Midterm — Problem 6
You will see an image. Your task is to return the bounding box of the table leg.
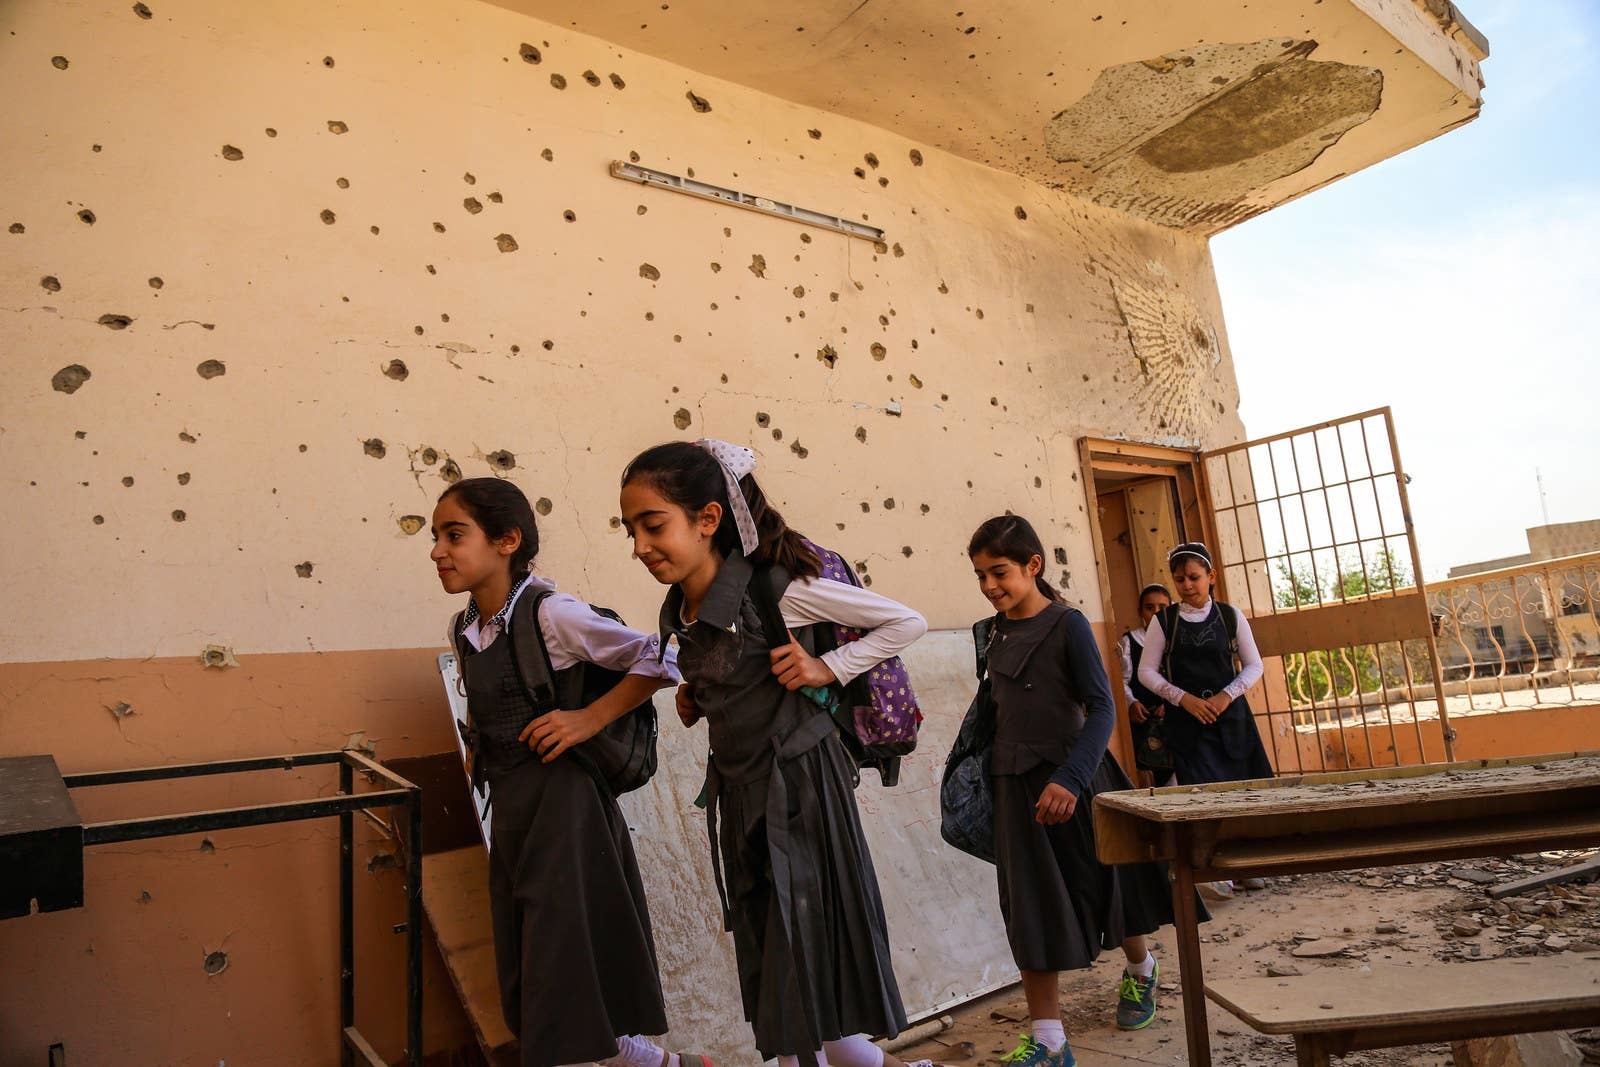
[1169,835,1211,1067]
[1295,1034,1330,1066]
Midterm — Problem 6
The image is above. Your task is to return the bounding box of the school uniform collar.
[657,552,755,653]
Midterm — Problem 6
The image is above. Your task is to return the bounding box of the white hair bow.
[695,438,759,556]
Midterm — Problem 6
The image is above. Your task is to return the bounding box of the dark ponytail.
[967,514,1061,602]
[438,477,539,575]
[621,441,820,579]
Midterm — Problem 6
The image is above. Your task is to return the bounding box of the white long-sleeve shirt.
[462,576,680,681]
[776,577,927,686]
[1136,599,1262,705]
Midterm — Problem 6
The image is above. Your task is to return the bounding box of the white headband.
[695,438,760,557]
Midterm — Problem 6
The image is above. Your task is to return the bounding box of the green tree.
[1273,547,1417,707]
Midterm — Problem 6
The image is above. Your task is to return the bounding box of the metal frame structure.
[62,749,422,1067]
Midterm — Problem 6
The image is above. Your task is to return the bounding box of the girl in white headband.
[619,439,932,1067]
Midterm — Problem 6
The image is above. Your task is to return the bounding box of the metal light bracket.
[610,160,885,242]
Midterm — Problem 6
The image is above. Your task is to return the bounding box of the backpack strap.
[749,563,795,650]
[506,588,561,713]
[1157,603,1180,682]
[971,614,999,682]
[1216,600,1240,657]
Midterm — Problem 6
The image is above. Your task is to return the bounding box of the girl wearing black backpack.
[1117,583,1176,787]
[430,477,708,1067]
[619,439,931,1067]
[966,516,1182,1067]
[1134,541,1274,789]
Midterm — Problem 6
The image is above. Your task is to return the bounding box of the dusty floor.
[892,851,1600,1067]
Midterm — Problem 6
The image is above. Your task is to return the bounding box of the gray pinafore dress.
[1159,603,1275,785]
[988,603,1182,972]
[462,621,669,1067]
[660,554,907,1058]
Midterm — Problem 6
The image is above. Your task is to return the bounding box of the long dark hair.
[438,477,539,575]
[967,514,1061,602]
[621,441,820,579]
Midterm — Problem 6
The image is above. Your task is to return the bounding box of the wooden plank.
[1205,957,1600,1036]
[1488,854,1600,899]
[1249,592,1434,657]
[0,755,84,919]
[1095,752,1600,824]
[421,845,516,1056]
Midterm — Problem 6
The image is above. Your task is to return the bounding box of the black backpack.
[451,590,659,797]
[1154,600,1239,680]
[939,615,1000,863]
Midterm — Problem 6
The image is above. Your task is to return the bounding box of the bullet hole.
[582,69,601,86]
[709,262,722,273]
[878,177,889,187]
[1014,206,1028,220]
[420,447,438,466]
[495,233,518,253]
[1025,303,1034,313]
[854,426,867,443]
[609,72,625,89]
[196,359,226,379]
[610,516,622,529]
[631,152,642,163]
[78,209,96,225]
[362,438,386,459]
[366,852,398,873]
[8,222,24,234]
[199,838,216,852]
[990,397,999,406]
[488,192,502,203]
[320,209,336,224]
[870,342,886,361]
[221,144,243,161]
[463,197,483,215]
[134,2,152,17]
[892,242,904,257]
[748,254,766,278]
[908,374,923,388]
[383,359,408,381]
[459,171,473,184]
[909,149,924,166]
[327,120,348,134]
[549,73,567,89]
[789,440,809,459]
[487,449,516,470]
[413,325,424,335]
[860,501,871,512]
[873,240,888,254]
[771,428,783,441]
[52,55,69,70]
[397,514,425,535]
[519,42,541,63]
[535,497,553,516]
[672,408,692,430]
[93,515,104,525]
[853,168,866,179]
[148,276,164,289]
[369,225,380,235]
[901,546,914,557]
[938,280,948,294]
[41,275,61,292]
[685,90,711,112]
[440,459,462,483]
[639,263,660,281]
[180,431,197,443]
[121,476,134,487]
[294,561,314,578]
[755,411,770,427]
[1052,547,1069,566]
[433,222,446,233]
[542,339,554,350]
[172,509,187,522]
[264,128,277,137]
[884,498,897,510]
[817,344,838,368]
[107,699,136,724]
[975,307,985,319]
[808,128,821,139]
[177,472,191,485]
[920,503,931,514]
[322,55,335,67]
[792,285,805,298]
[862,575,873,587]
[541,148,554,162]
[864,152,879,168]
[201,949,230,976]
[644,312,655,321]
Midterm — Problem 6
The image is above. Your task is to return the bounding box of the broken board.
[438,652,492,847]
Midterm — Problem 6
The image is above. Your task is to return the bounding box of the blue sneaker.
[1115,958,1159,1030]
[1000,1035,1076,1067]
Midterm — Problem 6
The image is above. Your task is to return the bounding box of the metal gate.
[1198,408,1454,773]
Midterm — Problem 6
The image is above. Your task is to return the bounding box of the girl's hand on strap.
[1180,692,1221,724]
[675,683,702,728]
[768,631,838,691]
[1129,700,1149,724]
[1206,691,1232,716]
[1035,783,1078,825]
[520,708,603,762]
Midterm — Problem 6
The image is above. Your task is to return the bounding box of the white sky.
[1212,0,1600,579]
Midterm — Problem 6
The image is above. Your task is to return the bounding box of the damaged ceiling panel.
[492,0,1486,234]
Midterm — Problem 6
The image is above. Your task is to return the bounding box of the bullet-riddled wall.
[0,0,1244,1062]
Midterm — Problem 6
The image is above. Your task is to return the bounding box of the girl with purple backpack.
[619,439,931,1067]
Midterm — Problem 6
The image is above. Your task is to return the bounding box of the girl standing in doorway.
[1118,583,1175,786]
[968,516,1183,1067]
[619,439,931,1067]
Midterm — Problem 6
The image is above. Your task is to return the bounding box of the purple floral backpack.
[751,539,924,786]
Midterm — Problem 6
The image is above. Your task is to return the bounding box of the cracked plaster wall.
[0,0,1247,1062]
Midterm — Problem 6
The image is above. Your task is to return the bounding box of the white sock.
[1030,1018,1066,1051]
[822,1035,884,1067]
[778,1052,828,1067]
[1127,951,1156,978]
[601,1035,672,1067]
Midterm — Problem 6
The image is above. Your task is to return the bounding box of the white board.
[437,652,493,848]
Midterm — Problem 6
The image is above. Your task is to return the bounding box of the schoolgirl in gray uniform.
[619,440,932,1067]
[431,478,708,1067]
[967,516,1185,1067]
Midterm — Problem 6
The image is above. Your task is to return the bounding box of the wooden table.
[1094,751,1600,1066]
